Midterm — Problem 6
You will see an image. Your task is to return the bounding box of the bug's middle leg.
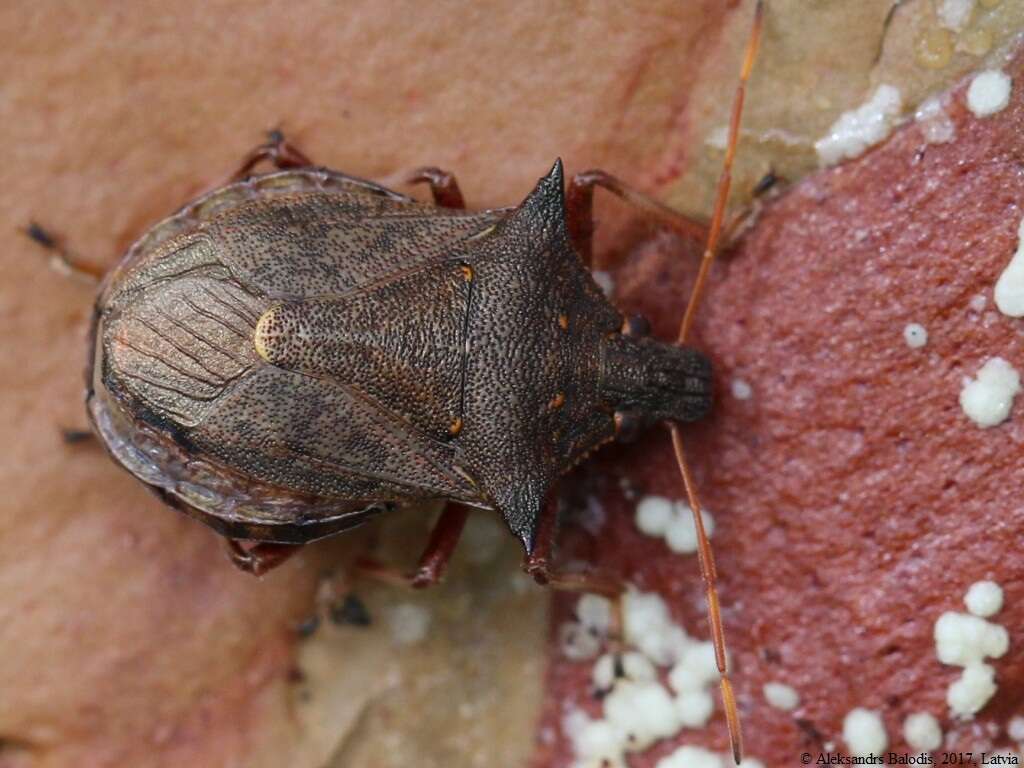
[404,167,465,209]
[225,539,303,576]
[229,130,316,182]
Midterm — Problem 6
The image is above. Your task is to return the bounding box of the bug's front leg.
[523,495,624,600]
[565,170,711,267]
[224,539,303,576]
[229,129,316,182]
[404,167,465,209]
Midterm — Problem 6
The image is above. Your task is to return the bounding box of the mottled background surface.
[1,1,1023,767]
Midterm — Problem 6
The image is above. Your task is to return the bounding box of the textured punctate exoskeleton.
[88,159,711,554]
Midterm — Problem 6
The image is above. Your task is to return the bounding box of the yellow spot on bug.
[461,265,474,282]
[549,392,565,410]
[253,307,279,363]
[448,417,463,436]
[466,224,496,241]
[558,314,569,330]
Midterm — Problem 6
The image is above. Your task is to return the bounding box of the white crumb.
[731,378,753,400]
[1007,715,1024,742]
[622,589,685,666]
[967,70,1012,117]
[843,708,888,757]
[656,746,724,768]
[915,96,956,144]
[969,293,987,312]
[577,593,614,635]
[634,495,715,557]
[959,357,1021,427]
[995,217,1024,317]
[815,84,903,165]
[948,662,997,718]
[592,654,617,691]
[592,270,615,297]
[664,505,715,555]
[635,495,676,537]
[621,651,658,683]
[387,602,431,646]
[903,712,943,752]
[964,580,1004,618]
[903,323,928,348]
[706,125,729,151]
[738,759,766,768]
[564,709,625,767]
[604,680,681,751]
[938,0,976,30]
[763,681,801,711]
[675,689,715,727]
[593,651,657,691]
[668,641,720,693]
[934,611,1009,666]
[560,621,602,660]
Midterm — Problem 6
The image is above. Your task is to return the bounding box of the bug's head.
[601,332,713,433]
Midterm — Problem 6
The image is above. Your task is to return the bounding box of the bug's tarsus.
[405,167,466,209]
[667,3,764,764]
[225,539,303,576]
[23,221,104,283]
[60,427,95,445]
[752,167,778,197]
[230,130,315,182]
[355,502,471,588]
[565,170,710,266]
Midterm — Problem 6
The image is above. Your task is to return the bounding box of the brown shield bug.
[29,3,763,761]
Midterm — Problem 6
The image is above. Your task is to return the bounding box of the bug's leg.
[225,539,303,576]
[23,222,104,283]
[355,502,471,588]
[404,167,466,209]
[522,496,624,600]
[565,171,710,266]
[229,130,316,182]
[60,428,95,445]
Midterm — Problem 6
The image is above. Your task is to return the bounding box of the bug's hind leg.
[404,167,466,209]
[24,222,104,283]
[355,502,471,588]
[565,171,710,267]
[225,539,303,576]
[229,129,316,182]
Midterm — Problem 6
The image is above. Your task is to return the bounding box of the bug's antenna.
[678,0,764,345]
[669,2,764,764]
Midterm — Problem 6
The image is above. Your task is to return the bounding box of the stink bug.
[30,3,763,761]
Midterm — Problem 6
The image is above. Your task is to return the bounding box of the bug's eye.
[621,314,650,338]
[613,411,642,442]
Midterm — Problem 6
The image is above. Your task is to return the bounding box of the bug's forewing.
[97,185,511,523]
